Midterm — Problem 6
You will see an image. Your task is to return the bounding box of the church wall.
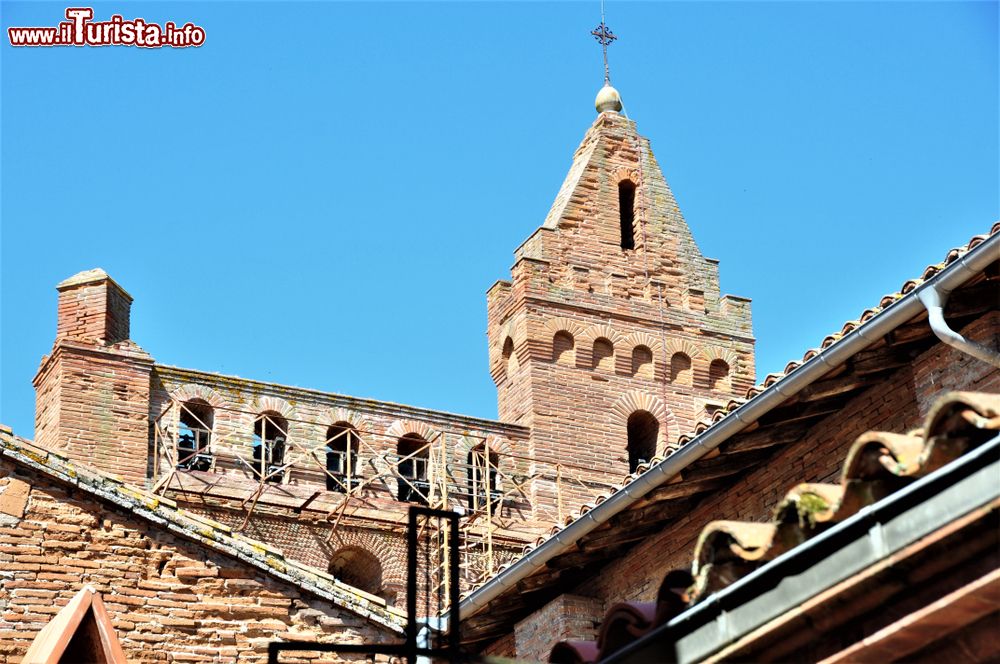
[149,365,538,609]
[480,312,998,660]
[0,455,398,662]
[513,593,603,664]
[150,365,533,518]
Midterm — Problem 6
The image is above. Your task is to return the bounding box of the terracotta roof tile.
[492,223,1000,588]
[548,390,1000,663]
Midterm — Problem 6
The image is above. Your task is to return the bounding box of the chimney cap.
[56,268,133,301]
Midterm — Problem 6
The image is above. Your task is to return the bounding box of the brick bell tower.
[486,83,755,511]
[33,269,153,484]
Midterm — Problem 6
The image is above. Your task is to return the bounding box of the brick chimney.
[34,269,153,485]
[55,268,132,345]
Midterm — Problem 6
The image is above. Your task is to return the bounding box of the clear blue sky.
[2,2,997,439]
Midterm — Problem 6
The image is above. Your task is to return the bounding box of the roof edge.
[452,226,1000,626]
[0,428,407,634]
[605,432,1000,663]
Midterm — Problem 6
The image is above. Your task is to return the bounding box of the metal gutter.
[604,432,1000,664]
[450,231,999,626]
[918,284,1000,368]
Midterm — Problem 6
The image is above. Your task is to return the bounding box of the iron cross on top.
[591,21,617,84]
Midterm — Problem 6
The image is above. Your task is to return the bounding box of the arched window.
[627,411,659,473]
[709,359,731,392]
[325,423,360,493]
[619,180,636,250]
[252,412,287,483]
[552,331,575,366]
[502,336,516,376]
[397,433,429,504]
[467,445,501,511]
[593,338,615,372]
[178,399,213,471]
[631,345,653,379]
[328,547,382,596]
[670,352,692,386]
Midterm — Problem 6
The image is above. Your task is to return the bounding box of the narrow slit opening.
[619,180,636,250]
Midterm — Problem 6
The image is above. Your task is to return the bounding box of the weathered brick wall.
[0,456,397,662]
[514,594,603,664]
[34,269,154,485]
[148,367,533,608]
[487,111,755,513]
[150,366,531,515]
[34,344,152,485]
[198,509,410,605]
[33,267,538,614]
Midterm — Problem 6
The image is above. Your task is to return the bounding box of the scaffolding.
[152,397,620,607]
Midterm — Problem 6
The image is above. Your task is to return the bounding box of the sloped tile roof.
[0,426,407,634]
[481,221,1000,581]
[549,390,1000,663]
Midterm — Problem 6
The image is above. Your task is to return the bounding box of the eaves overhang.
[452,224,1000,640]
[604,432,1000,663]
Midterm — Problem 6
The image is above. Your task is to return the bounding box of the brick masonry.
[34,270,153,485]
[482,311,999,659]
[0,451,399,662]
[514,593,604,664]
[487,111,755,512]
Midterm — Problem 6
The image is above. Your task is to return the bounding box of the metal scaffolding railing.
[151,397,622,604]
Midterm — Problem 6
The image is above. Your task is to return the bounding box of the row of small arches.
[500,332,733,392]
[175,403,499,507]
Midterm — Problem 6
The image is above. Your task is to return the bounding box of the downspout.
[446,231,1000,627]
[918,284,1000,368]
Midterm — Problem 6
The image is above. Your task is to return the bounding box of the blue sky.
[2,1,997,438]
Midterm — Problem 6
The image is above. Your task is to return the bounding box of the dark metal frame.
[268,506,462,663]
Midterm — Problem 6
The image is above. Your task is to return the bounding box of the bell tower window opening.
[397,433,429,505]
[252,412,288,484]
[626,410,658,473]
[467,445,501,511]
[177,399,213,471]
[326,423,360,493]
[619,180,636,250]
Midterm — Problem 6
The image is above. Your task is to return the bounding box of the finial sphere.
[595,84,623,114]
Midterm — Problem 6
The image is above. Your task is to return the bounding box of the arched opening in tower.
[252,412,288,483]
[325,422,360,492]
[397,433,429,504]
[626,410,658,473]
[178,399,213,471]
